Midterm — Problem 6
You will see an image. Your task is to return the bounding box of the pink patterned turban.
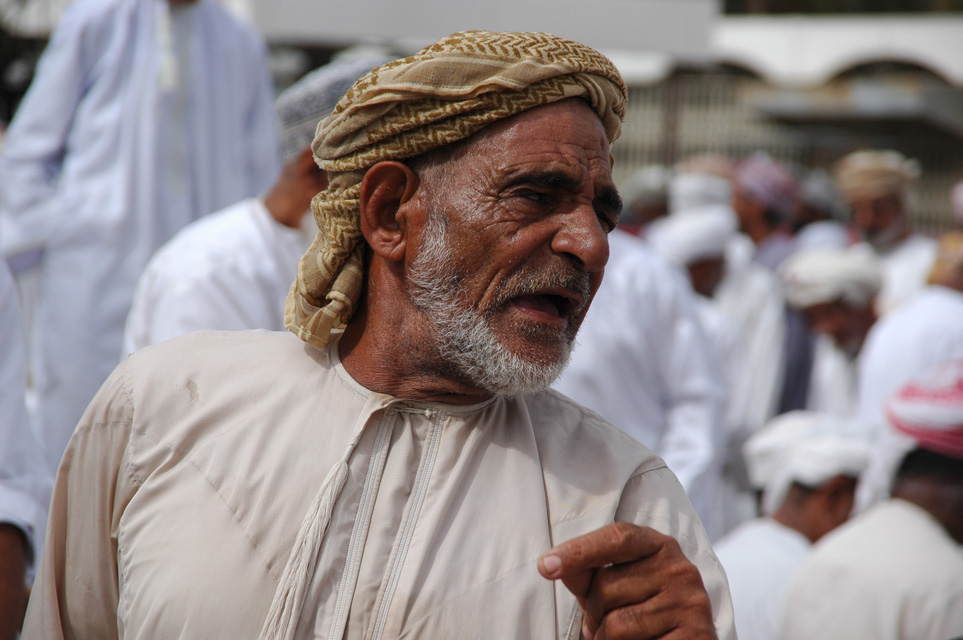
[886,359,963,460]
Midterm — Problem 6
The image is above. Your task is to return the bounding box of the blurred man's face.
[687,256,726,298]
[802,301,867,357]
[850,193,906,251]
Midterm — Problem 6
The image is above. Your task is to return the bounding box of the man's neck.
[339,304,495,406]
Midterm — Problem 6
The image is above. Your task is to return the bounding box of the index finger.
[538,523,670,598]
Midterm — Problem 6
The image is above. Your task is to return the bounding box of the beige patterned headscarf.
[284,30,627,349]
[833,149,920,203]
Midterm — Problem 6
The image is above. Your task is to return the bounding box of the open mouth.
[511,290,582,322]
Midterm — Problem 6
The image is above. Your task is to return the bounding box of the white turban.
[779,244,882,309]
[669,173,733,213]
[646,205,737,266]
[620,165,671,209]
[275,56,393,163]
[743,411,872,515]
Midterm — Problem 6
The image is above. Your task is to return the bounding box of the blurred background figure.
[660,154,787,436]
[780,245,882,417]
[833,150,937,314]
[714,411,870,640]
[781,360,963,640]
[648,203,759,533]
[123,53,392,353]
[731,152,800,271]
[0,0,280,475]
[952,180,963,230]
[616,164,672,237]
[0,256,52,640]
[856,231,963,510]
[792,168,853,251]
[553,228,729,541]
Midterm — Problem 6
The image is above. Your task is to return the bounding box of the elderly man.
[781,360,963,640]
[714,411,870,640]
[0,0,280,477]
[833,150,936,314]
[123,55,390,353]
[779,245,882,417]
[24,32,734,640]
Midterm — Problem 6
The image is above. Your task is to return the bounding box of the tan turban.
[284,30,628,349]
[927,232,963,287]
[833,149,920,203]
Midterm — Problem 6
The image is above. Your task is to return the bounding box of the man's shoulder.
[143,200,265,280]
[524,388,667,477]
[125,330,321,385]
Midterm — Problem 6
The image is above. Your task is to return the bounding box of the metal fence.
[614,67,963,233]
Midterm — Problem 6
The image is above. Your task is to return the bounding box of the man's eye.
[598,212,618,233]
[518,190,548,203]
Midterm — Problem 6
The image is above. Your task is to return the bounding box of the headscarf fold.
[285,30,627,349]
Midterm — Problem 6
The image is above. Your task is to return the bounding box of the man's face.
[850,193,906,251]
[687,256,726,298]
[405,100,618,395]
[802,301,863,356]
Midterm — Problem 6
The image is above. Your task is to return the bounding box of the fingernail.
[582,622,594,640]
[541,553,561,574]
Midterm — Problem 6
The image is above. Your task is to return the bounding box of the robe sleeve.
[648,267,728,540]
[21,363,137,640]
[242,36,282,196]
[0,262,51,563]
[0,3,109,254]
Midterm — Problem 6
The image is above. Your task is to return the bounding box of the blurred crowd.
[1,1,962,639]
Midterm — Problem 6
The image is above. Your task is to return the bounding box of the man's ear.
[359,161,420,263]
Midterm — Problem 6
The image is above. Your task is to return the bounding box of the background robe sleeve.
[0,3,111,254]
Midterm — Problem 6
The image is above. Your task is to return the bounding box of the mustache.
[494,262,593,316]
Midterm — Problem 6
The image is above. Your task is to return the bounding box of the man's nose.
[551,205,610,273]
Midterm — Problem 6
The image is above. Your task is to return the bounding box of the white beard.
[406,214,586,397]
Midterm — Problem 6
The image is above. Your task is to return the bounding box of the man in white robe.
[24,32,735,640]
[123,55,390,354]
[779,245,882,417]
[646,204,763,535]
[0,258,52,640]
[656,162,787,447]
[833,149,936,314]
[0,0,280,474]
[553,228,729,540]
[781,361,963,640]
[856,232,963,510]
[714,411,870,640]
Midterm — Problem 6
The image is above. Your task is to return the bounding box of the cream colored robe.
[24,330,734,640]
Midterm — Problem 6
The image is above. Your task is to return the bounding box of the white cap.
[779,244,882,309]
[743,411,872,515]
[646,205,738,266]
